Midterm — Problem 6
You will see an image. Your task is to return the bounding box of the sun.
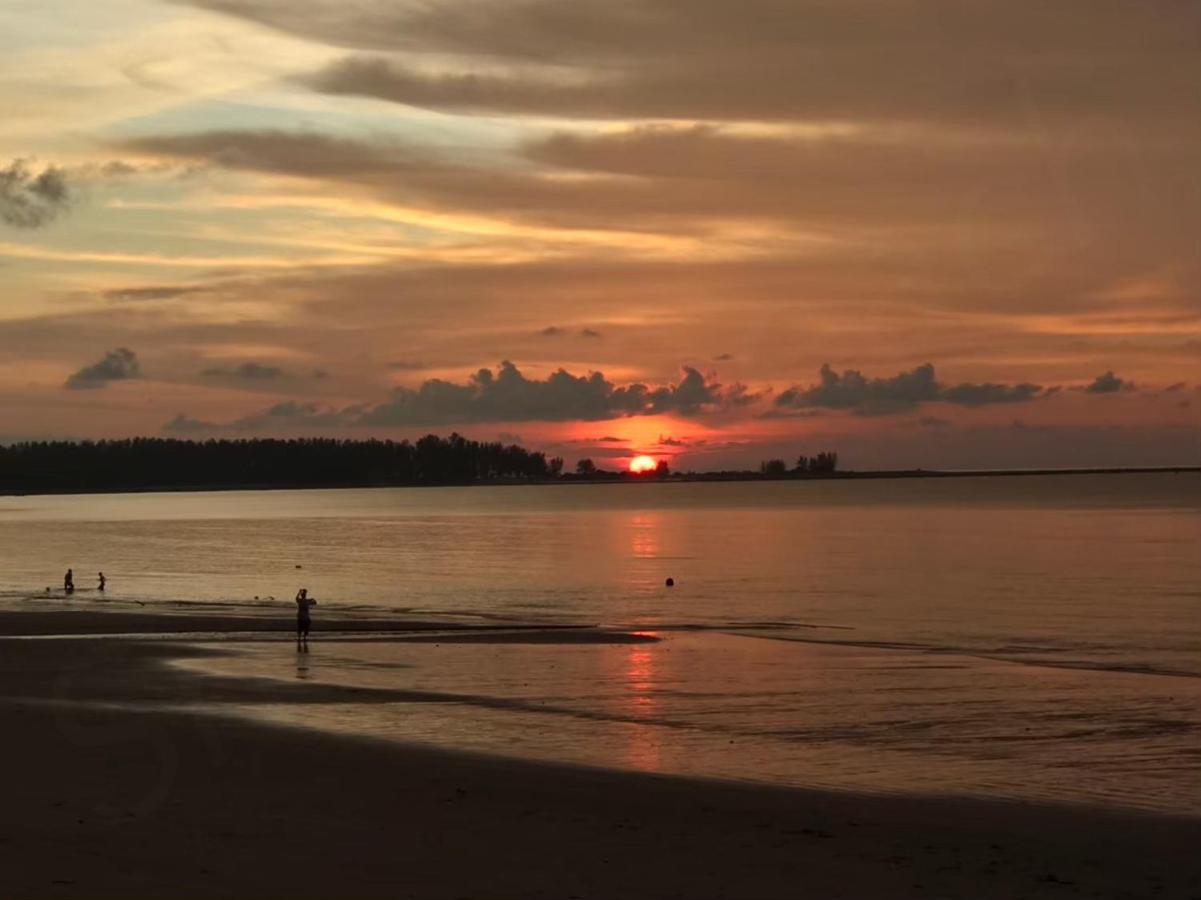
[629,455,657,473]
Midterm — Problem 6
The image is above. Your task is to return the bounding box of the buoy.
[665,577,675,587]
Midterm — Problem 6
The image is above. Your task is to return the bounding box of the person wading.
[295,588,317,651]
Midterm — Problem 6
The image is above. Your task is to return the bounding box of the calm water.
[3,473,1199,813]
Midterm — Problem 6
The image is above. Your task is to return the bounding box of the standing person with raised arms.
[295,588,317,651]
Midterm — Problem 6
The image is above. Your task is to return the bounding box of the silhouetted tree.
[576,458,597,476]
[548,456,564,477]
[795,451,838,474]
[759,458,787,477]
[813,450,838,473]
[654,459,671,478]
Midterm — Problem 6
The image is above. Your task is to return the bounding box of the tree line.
[758,451,839,477]
[0,435,563,493]
[0,436,843,493]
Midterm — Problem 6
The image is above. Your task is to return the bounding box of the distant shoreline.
[1,465,1196,497]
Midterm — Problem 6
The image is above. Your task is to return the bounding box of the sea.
[2,472,1198,815]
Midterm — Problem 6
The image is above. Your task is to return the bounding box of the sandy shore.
[1,612,1197,899]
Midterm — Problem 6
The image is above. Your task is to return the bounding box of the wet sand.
[1,612,1198,899]
[0,608,644,639]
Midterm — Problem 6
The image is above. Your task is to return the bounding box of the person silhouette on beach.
[98,572,106,592]
[63,568,74,594]
[295,588,317,651]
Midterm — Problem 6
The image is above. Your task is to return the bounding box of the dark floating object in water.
[295,564,302,568]
[665,577,675,587]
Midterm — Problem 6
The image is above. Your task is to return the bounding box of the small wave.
[733,632,1201,680]
[982,655,1201,680]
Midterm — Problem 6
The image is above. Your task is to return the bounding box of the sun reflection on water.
[619,637,661,771]
[628,513,663,560]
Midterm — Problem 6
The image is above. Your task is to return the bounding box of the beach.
[2,476,1198,897]
[2,611,1198,899]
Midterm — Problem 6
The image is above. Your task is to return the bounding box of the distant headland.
[0,436,1196,495]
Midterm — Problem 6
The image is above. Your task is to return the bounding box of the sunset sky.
[2,0,1197,470]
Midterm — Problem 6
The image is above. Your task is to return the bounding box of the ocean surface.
[3,473,1199,814]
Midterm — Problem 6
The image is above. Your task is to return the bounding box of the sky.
[1,0,1197,471]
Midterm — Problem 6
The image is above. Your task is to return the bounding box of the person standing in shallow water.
[63,569,74,594]
[295,588,317,651]
[97,572,106,592]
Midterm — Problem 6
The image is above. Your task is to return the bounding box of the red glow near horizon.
[628,455,657,473]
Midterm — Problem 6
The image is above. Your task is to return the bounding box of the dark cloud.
[231,401,361,430]
[201,361,284,380]
[918,416,951,428]
[940,381,1044,407]
[121,125,1200,244]
[569,445,633,460]
[163,413,217,434]
[91,158,199,178]
[777,363,941,415]
[713,353,734,361]
[123,130,424,185]
[166,362,755,432]
[189,1,1198,130]
[103,285,208,302]
[776,363,1046,415]
[360,361,753,425]
[1084,371,1135,394]
[529,124,1151,187]
[539,325,601,338]
[0,159,72,229]
[305,59,620,119]
[657,435,687,446]
[553,435,628,447]
[166,403,361,433]
[64,348,141,390]
[99,160,140,177]
[757,408,825,420]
